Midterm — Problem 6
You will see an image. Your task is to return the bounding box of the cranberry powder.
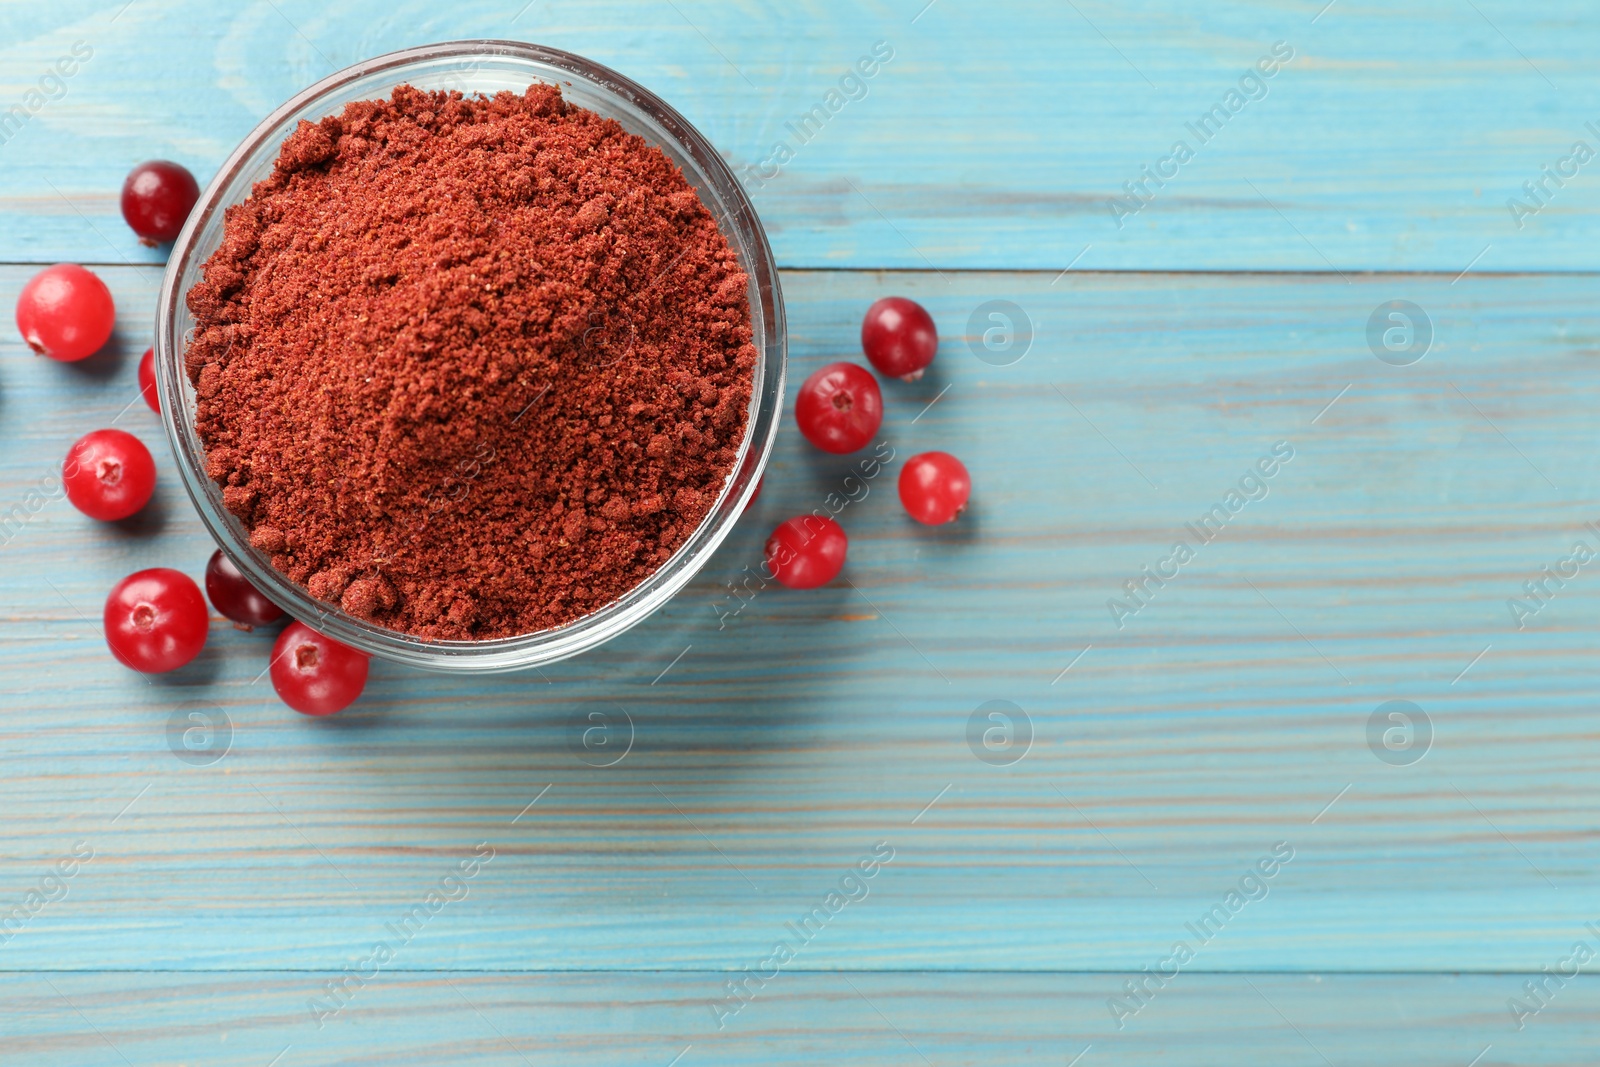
[186,85,755,639]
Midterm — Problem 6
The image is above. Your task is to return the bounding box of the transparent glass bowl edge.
[154,40,785,674]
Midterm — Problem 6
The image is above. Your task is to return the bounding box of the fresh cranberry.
[63,429,156,521]
[103,568,208,673]
[205,549,284,630]
[120,161,200,244]
[861,296,938,381]
[15,264,115,362]
[138,347,160,413]
[765,515,848,589]
[899,451,971,525]
[743,475,764,513]
[271,622,369,716]
[795,362,883,454]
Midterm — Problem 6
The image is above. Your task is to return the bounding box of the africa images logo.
[739,41,895,189]
[1106,41,1295,229]
[707,842,895,1029]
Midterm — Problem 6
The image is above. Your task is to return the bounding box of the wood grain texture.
[3,0,1598,1058]
[2,972,1596,1065]
[4,266,1599,979]
[1,1,1599,270]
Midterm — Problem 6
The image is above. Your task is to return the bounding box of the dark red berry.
[765,515,847,589]
[15,264,115,362]
[744,475,764,513]
[104,568,208,673]
[795,362,883,454]
[138,347,160,413]
[899,451,970,525]
[120,161,200,244]
[63,428,156,521]
[862,296,938,381]
[205,549,284,630]
[271,622,369,716]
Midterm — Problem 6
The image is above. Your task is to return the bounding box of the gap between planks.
[1,967,1591,975]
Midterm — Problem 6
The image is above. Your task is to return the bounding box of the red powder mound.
[185,84,754,640]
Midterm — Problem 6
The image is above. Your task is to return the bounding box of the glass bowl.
[155,40,785,674]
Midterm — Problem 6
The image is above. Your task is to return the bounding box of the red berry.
[271,622,369,716]
[899,451,971,525]
[103,568,208,673]
[138,347,160,413]
[765,515,847,589]
[15,264,115,362]
[743,475,764,513]
[795,362,883,454]
[205,549,284,630]
[120,161,200,244]
[862,296,938,381]
[63,429,156,521]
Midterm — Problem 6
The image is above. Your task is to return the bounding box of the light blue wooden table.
[3,1,1599,1063]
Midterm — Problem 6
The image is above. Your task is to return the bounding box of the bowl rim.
[155,39,785,673]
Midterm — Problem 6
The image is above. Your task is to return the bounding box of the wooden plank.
[2,972,1595,1065]
[1,1,1599,270]
[3,265,1599,973]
